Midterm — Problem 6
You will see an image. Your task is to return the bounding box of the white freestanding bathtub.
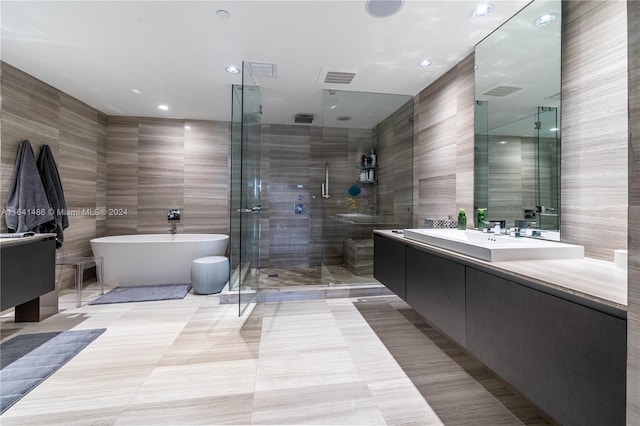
[90,234,229,286]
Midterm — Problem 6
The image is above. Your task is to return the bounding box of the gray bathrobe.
[5,140,54,233]
[36,144,69,247]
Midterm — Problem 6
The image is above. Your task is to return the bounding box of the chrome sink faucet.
[483,221,500,234]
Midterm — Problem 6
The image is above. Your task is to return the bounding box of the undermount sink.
[402,229,584,262]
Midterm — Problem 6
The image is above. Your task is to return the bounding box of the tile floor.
[0,282,553,425]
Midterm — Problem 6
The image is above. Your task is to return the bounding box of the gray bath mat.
[89,283,191,305]
[0,328,106,414]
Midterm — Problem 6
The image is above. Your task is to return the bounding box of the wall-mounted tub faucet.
[168,208,181,221]
[168,208,181,234]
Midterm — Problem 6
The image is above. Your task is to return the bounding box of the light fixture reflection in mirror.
[473,0,561,239]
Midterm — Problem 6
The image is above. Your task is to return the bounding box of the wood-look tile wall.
[562,0,628,260]
[0,62,107,289]
[413,53,475,227]
[105,117,230,236]
[104,116,139,235]
[96,114,107,237]
[377,99,414,229]
[259,124,317,268]
[627,0,640,422]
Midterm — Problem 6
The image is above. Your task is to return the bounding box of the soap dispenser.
[457,209,466,230]
[477,208,486,229]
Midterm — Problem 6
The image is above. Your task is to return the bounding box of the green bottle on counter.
[477,208,486,229]
[457,209,466,230]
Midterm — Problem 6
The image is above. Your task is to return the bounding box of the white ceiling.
[1,0,531,127]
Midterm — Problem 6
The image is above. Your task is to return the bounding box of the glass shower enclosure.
[317,90,413,285]
[229,62,262,315]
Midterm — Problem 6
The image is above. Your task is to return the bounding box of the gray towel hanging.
[5,140,53,233]
[36,144,68,247]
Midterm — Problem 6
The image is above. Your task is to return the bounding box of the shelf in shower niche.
[358,165,376,184]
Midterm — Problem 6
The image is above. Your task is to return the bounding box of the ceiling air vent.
[324,71,356,84]
[316,67,357,85]
[294,114,314,124]
[482,85,522,97]
[248,62,277,78]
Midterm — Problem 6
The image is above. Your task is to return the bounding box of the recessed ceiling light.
[216,9,230,19]
[185,125,191,130]
[226,66,240,74]
[329,105,337,109]
[471,4,493,18]
[533,13,558,27]
[499,141,507,144]
[131,89,141,94]
[158,104,169,111]
[550,127,559,131]
[366,0,404,18]
[419,59,432,68]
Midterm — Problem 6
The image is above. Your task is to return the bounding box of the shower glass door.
[229,62,262,315]
[536,106,560,230]
[319,90,413,287]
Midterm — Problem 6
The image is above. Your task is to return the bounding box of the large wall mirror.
[474,0,561,240]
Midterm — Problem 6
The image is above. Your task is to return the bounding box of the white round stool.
[191,256,229,295]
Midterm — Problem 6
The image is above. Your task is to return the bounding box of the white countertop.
[0,233,57,247]
[375,230,627,311]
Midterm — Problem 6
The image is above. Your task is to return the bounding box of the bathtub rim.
[90,233,229,244]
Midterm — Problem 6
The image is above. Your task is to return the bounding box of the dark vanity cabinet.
[406,246,466,346]
[1,235,56,321]
[466,268,626,426]
[373,233,626,426]
[373,234,406,300]
[375,235,466,346]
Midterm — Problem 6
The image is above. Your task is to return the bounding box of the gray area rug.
[0,328,106,414]
[89,283,191,305]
